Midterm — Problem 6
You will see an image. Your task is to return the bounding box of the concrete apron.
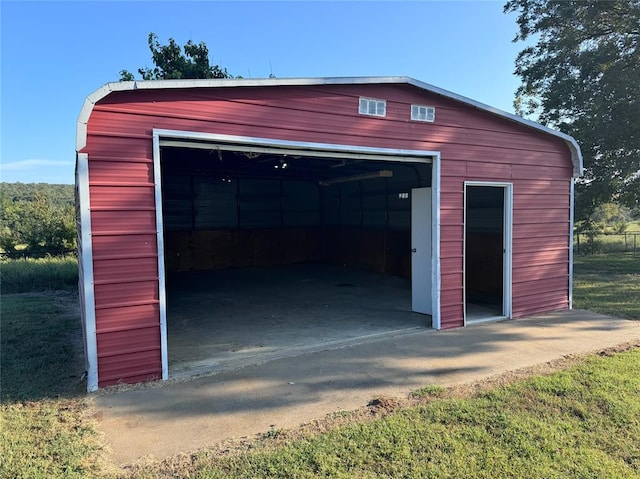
[93,310,639,465]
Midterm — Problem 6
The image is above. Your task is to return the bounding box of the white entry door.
[411,187,432,315]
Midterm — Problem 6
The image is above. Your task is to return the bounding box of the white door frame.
[152,129,443,378]
[463,181,513,325]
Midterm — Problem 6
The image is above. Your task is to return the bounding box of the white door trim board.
[152,129,443,378]
[463,181,513,325]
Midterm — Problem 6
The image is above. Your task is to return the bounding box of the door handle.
[411,248,417,253]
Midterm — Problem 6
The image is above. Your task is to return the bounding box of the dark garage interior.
[465,185,505,320]
[160,143,433,375]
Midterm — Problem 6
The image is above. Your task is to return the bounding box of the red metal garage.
[76,77,582,392]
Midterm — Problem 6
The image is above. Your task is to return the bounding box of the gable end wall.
[82,83,573,386]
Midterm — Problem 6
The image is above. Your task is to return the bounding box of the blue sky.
[1,1,525,185]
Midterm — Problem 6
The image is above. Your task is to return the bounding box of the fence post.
[576,233,580,255]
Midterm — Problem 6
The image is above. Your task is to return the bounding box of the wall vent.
[359,97,386,117]
[411,105,435,122]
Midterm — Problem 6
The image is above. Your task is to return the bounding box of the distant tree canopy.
[590,202,633,234]
[504,0,640,220]
[0,183,73,206]
[0,183,76,254]
[120,33,233,81]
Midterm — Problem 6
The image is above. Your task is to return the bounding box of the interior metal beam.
[159,139,434,164]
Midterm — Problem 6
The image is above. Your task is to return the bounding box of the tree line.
[0,183,76,255]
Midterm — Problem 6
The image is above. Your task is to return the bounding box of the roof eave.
[76,81,137,152]
[405,78,583,177]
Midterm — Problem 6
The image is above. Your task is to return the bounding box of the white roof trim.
[76,76,583,177]
[76,81,137,152]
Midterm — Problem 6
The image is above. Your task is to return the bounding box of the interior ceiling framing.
[160,144,431,185]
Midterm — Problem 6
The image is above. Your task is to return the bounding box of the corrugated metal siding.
[84,132,161,387]
[510,173,571,318]
[83,82,574,385]
[433,111,572,327]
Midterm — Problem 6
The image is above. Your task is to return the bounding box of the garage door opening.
[464,183,512,323]
[157,137,436,377]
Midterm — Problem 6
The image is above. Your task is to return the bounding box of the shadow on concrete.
[94,308,639,464]
[98,327,529,419]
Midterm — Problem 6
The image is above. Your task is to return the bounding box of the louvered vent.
[411,105,435,122]
[359,97,386,117]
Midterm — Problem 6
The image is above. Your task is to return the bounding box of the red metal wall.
[82,83,573,386]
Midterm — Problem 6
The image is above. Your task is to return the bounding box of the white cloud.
[1,159,74,171]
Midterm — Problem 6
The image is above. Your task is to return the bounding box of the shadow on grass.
[0,291,86,402]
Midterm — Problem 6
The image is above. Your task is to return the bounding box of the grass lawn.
[0,253,638,478]
[0,292,105,479]
[573,253,640,319]
[0,256,78,294]
[626,220,640,232]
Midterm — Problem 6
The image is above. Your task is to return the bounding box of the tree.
[0,197,21,252]
[120,33,232,81]
[0,186,76,254]
[18,195,76,253]
[589,202,632,233]
[504,0,640,220]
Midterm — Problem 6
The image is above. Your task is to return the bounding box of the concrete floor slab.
[94,309,639,465]
[167,264,429,376]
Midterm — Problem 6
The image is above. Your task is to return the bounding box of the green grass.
[573,253,640,319]
[573,220,640,255]
[1,256,78,294]
[626,220,640,232]
[574,231,640,255]
[1,398,104,479]
[411,384,447,398]
[0,293,85,401]
[0,293,104,479]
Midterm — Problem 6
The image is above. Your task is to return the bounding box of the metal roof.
[76,76,583,177]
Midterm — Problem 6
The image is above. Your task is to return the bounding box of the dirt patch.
[367,396,401,415]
